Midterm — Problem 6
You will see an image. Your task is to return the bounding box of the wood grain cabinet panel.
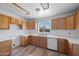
[0,14,10,29]
[31,36,47,48]
[20,36,30,46]
[10,18,17,24]
[52,18,66,30]
[31,21,36,29]
[66,15,75,29]
[0,40,12,56]
[26,20,36,30]
[22,21,27,29]
[75,11,79,30]
[26,22,31,29]
[31,36,37,46]
[57,38,67,53]
[51,19,59,29]
[31,36,40,46]
[72,44,79,56]
[66,41,79,56]
[58,18,66,29]
[40,37,47,48]
[66,41,73,55]
[17,20,23,25]
[34,36,40,47]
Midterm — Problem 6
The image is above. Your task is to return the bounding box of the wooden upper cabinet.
[26,22,31,29]
[26,20,36,30]
[22,21,27,29]
[10,18,17,24]
[52,18,66,30]
[66,15,75,29]
[51,19,59,29]
[0,14,10,29]
[31,21,36,29]
[58,18,66,29]
[75,11,79,30]
[17,19,23,25]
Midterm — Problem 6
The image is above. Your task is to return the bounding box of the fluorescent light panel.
[12,3,30,15]
[40,3,49,10]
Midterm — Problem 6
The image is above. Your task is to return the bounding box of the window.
[38,20,51,32]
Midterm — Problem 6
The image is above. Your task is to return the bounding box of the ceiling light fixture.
[35,8,40,12]
[40,3,49,10]
[12,3,30,15]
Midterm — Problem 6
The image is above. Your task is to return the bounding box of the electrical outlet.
[68,32,71,35]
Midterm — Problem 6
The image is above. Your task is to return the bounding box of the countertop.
[0,34,79,44]
[28,34,79,44]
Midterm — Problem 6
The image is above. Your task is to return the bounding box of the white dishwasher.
[47,37,57,50]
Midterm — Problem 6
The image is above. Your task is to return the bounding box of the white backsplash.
[26,30,78,38]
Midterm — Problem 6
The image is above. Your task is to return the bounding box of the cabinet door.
[20,36,29,46]
[52,18,66,30]
[26,22,31,29]
[35,36,40,47]
[31,36,40,47]
[10,18,17,24]
[51,19,59,29]
[40,37,47,48]
[23,21,27,29]
[17,20,23,25]
[66,41,73,55]
[0,14,9,29]
[31,21,36,29]
[31,36,37,45]
[72,44,79,56]
[66,15,75,29]
[0,40,12,56]
[58,18,66,29]
[75,11,79,30]
[26,21,36,30]
[20,36,26,46]
[57,39,67,53]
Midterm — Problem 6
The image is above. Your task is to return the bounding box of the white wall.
[0,24,27,48]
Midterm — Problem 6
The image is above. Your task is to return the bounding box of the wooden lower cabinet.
[66,41,79,56]
[57,38,67,54]
[66,41,73,55]
[31,36,47,48]
[20,36,30,46]
[40,37,47,48]
[72,44,79,56]
[31,36,37,45]
[20,36,79,56]
[0,40,12,56]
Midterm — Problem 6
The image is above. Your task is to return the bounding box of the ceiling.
[0,3,79,20]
